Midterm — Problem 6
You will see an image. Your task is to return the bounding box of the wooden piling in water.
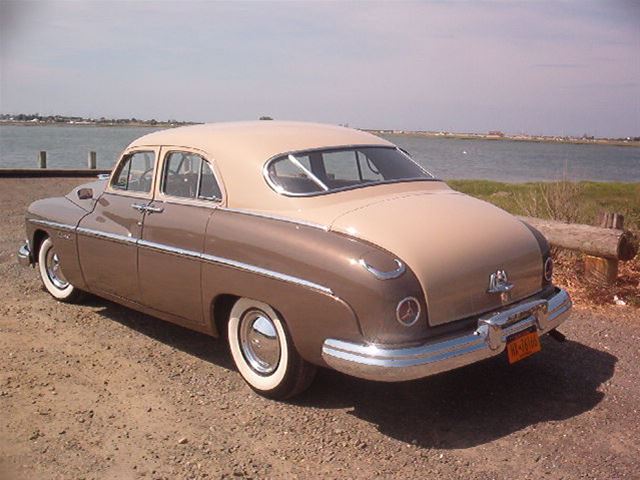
[38,151,47,169]
[88,151,97,169]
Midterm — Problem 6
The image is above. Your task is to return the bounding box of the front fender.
[26,197,89,290]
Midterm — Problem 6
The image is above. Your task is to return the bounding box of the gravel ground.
[1,177,639,480]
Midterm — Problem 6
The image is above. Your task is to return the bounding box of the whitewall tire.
[228,298,316,399]
[37,236,81,302]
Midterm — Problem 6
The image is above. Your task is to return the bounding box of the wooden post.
[599,211,624,230]
[38,151,47,169]
[88,151,97,169]
[585,212,624,284]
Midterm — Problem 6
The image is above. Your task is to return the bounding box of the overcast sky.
[1,1,638,137]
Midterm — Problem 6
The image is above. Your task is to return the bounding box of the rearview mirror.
[77,188,94,200]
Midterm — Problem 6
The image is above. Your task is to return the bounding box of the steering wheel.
[138,167,155,190]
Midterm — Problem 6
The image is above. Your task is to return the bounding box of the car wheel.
[228,298,316,399]
[37,236,81,302]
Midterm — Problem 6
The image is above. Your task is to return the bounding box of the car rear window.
[265,146,434,196]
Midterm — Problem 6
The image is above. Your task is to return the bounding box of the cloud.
[1,1,639,136]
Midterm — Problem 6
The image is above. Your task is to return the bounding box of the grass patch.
[448,180,640,231]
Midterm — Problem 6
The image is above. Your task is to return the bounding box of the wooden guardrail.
[0,150,111,177]
[518,213,638,284]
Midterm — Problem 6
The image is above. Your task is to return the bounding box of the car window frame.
[263,144,438,197]
[155,146,226,207]
[106,147,160,200]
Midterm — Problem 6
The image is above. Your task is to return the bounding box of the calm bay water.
[1,125,638,182]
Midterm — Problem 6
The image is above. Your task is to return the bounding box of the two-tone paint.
[19,121,571,378]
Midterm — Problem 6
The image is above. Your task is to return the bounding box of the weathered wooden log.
[38,151,47,168]
[517,216,638,261]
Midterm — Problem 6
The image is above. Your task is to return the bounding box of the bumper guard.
[17,241,34,267]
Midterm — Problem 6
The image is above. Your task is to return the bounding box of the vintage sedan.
[17,122,571,399]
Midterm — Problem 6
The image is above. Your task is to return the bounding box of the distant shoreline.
[0,121,190,129]
[2,121,638,148]
[369,130,640,148]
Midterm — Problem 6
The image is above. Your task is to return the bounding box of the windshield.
[265,146,435,195]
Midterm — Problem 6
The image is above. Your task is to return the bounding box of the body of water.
[1,125,639,182]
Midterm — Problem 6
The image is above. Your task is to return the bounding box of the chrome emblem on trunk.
[487,270,514,294]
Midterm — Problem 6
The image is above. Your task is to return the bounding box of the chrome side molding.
[29,218,76,232]
[28,218,334,297]
[359,257,406,280]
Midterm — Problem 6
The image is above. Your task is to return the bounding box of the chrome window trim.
[287,154,329,191]
[396,147,436,178]
[156,148,225,206]
[105,148,160,200]
[218,207,329,231]
[263,145,439,198]
[109,149,157,194]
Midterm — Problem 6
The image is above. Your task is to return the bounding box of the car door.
[77,148,159,303]
[137,148,224,325]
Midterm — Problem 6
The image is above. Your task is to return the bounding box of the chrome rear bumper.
[17,241,34,267]
[322,287,571,382]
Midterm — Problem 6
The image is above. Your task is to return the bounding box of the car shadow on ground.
[87,297,236,371]
[298,337,617,449]
[89,297,616,449]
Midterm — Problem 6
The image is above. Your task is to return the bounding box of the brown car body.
[18,122,571,395]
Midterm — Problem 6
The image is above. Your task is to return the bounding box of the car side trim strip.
[29,218,76,232]
[76,227,137,244]
[138,239,201,260]
[139,240,334,295]
[29,219,334,296]
[200,252,334,295]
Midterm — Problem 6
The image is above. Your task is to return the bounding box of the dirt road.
[1,177,638,479]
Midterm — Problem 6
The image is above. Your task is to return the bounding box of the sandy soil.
[1,177,638,480]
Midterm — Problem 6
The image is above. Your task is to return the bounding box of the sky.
[1,1,639,137]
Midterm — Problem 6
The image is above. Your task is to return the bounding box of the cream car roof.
[128,121,447,224]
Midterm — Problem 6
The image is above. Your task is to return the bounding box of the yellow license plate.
[507,330,541,364]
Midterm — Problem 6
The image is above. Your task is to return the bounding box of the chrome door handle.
[131,203,147,212]
[145,205,164,214]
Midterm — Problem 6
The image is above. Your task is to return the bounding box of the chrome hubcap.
[45,248,69,290]
[239,310,281,375]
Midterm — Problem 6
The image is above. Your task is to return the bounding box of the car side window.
[112,151,156,193]
[162,151,221,201]
[199,161,222,200]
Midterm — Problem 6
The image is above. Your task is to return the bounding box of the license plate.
[506,330,541,364]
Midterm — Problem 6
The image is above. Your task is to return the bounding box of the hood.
[330,190,544,326]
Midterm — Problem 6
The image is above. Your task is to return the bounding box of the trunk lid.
[330,190,543,326]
